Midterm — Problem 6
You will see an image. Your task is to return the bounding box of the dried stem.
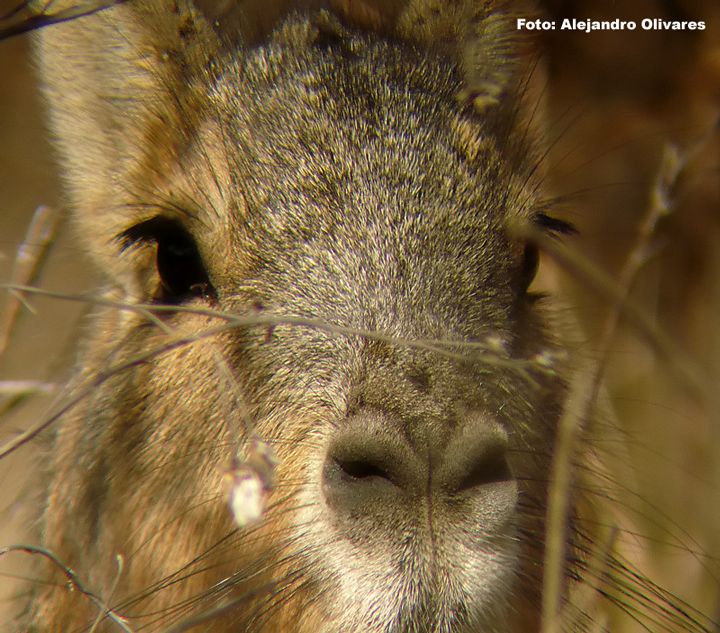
[0,205,59,358]
[0,284,535,363]
[514,221,708,403]
[540,142,693,633]
[0,0,125,40]
[0,321,234,459]
[89,555,126,633]
[0,544,132,632]
[0,380,57,396]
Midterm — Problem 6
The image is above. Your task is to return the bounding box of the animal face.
[17,2,572,630]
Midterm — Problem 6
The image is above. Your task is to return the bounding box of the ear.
[326,0,543,154]
[397,0,529,110]
[396,0,545,170]
[34,0,222,285]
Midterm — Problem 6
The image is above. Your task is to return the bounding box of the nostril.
[323,419,414,513]
[323,449,406,515]
[441,422,514,495]
[455,450,512,492]
[333,457,395,485]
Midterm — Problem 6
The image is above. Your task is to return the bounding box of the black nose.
[322,409,515,521]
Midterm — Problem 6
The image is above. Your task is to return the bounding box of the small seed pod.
[223,437,278,527]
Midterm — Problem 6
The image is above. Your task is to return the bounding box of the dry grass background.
[0,30,98,625]
[539,0,720,627]
[0,0,719,630]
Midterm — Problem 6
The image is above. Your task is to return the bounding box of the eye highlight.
[118,216,216,304]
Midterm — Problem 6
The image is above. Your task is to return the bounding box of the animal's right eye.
[520,243,540,293]
[118,216,216,304]
[519,213,577,297]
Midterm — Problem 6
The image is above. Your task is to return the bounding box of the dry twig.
[0,545,132,632]
[0,205,59,358]
[540,142,697,633]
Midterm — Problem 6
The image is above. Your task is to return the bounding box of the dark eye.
[520,243,540,292]
[118,216,215,304]
[520,213,577,295]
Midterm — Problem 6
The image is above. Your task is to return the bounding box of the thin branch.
[0,206,59,358]
[0,544,133,632]
[0,0,126,40]
[0,321,233,459]
[539,142,695,633]
[0,283,551,376]
[512,218,708,403]
[0,380,57,396]
[90,555,126,633]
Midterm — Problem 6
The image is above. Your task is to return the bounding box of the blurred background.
[0,22,99,625]
[1,0,719,629]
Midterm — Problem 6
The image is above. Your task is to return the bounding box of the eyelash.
[534,213,577,237]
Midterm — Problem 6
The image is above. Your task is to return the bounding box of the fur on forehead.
[197,0,529,108]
